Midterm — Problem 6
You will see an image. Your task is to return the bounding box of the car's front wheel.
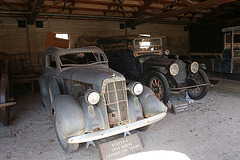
[188,69,209,100]
[147,71,170,104]
[54,114,79,153]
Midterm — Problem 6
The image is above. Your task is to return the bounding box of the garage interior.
[0,0,240,159]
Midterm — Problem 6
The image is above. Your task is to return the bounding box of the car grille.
[103,80,129,127]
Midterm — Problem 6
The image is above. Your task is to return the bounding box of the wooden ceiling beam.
[28,0,45,24]
[181,0,194,6]
[133,0,154,17]
[47,5,135,14]
[42,0,63,12]
[129,0,237,27]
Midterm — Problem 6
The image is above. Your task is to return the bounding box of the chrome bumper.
[66,109,167,144]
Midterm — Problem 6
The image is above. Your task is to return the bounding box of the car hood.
[139,55,176,67]
[58,64,125,91]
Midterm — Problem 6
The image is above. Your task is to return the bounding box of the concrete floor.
[0,78,240,160]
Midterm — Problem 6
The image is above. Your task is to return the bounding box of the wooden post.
[27,25,38,67]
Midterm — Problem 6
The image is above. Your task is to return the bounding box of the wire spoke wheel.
[188,69,209,100]
[149,77,164,100]
[147,71,170,104]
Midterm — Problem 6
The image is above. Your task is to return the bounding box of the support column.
[27,25,38,67]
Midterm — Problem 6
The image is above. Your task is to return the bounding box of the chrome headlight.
[85,90,100,105]
[191,62,199,73]
[128,82,143,95]
[170,63,179,76]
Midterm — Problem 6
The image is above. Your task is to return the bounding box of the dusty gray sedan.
[38,46,167,153]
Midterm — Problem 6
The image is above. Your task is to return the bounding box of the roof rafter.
[42,0,63,12]
[133,0,154,17]
[28,0,45,24]
[129,0,237,27]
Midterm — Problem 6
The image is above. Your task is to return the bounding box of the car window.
[60,52,107,66]
[47,55,57,69]
[133,38,162,56]
[134,39,162,52]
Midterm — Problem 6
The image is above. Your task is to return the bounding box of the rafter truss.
[0,0,238,25]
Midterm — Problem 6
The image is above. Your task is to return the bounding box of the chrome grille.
[104,80,128,127]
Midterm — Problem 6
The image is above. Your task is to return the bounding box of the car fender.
[52,95,86,138]
[38,75,49,98]
[137,86,167,117]
[144,66,168,75]
[38,75,51,107]
[49,77,61,99]
[199,63,206,70]
[127,92,144,123]
[78,96,106,133]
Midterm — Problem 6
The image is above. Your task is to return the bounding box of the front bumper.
[66,108,167,144]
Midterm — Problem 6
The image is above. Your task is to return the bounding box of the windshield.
[134,38,162,55]
[60,52,108,67]
[134,39,162,51]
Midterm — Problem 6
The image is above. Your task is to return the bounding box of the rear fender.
[38,75,49,98]
[38,75,51,107]
[52,95,86,138]
[137,86,167,117]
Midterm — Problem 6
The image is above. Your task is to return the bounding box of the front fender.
[78,96,106,133]
[137,86,167,117]
[52,95,86,138]
[127,92,144,123]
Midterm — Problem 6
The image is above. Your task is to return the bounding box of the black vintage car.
[98,36,210,104]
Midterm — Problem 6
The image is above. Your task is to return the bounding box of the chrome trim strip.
[66,109,167,143]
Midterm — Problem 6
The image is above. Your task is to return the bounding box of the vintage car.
[38,46,167,153]
[98,36,210,104]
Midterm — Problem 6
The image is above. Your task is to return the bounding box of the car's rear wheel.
[54,114,79,153]
[147,71,170,104]
[188,69,209,100]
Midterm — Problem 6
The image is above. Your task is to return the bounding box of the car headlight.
[165,50,170,55]
[128,82,143,95]
[170,63,179,76]
[85,90,100,105]
[191,62,199,73]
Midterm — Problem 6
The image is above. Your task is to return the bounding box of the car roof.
[44,46,104,57]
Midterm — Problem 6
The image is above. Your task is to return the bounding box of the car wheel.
[188,69,209,100]
[54,114,79,153]
[148,71,170,104]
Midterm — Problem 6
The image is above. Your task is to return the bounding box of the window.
[55,34,69,40]
[49,55,57,69]
[60,52,107,67]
